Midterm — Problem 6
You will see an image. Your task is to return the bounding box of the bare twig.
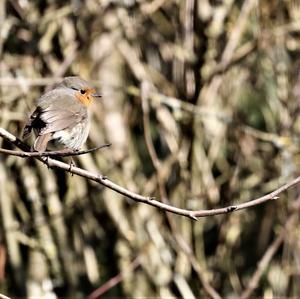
[0,77,102,88]
[0,77,64,87]
[0,293,11,299]
[0,127,298,220]
[241,233,285,299]
[86,257,140,299]
[140,0,166,15]
[141,81,222,299]
[128,86,231,123]
[221,0,257,65]
[0,144,111,158]
[205,41,257,82]
[141,82,161,170]
[240,201,300,299]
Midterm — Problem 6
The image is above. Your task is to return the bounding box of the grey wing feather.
[39,110,81,134]
[37,89,87,134]
[23,88,87,138]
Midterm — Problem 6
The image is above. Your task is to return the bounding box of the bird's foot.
[68,158,75,176]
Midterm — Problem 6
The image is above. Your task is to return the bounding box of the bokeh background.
[1,0,300,298]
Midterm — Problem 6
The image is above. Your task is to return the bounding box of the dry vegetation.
[1,0,300,298]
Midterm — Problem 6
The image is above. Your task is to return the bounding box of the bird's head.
[60,76,101,106]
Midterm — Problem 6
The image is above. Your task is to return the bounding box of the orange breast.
[75,88,96,106]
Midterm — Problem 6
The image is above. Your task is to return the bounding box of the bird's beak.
[92,93,102,98]
[88,88,101,98]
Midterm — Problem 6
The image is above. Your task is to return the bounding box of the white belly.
[52,121,90,150]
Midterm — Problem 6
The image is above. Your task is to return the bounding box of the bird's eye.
[80,89,86,94]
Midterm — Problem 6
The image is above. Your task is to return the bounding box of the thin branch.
[221,0,257,64]
[141,81,222,299]
[0,127,299,220]
[0,77,64,86]
[141,82,161,170]
[140,0,166,15]
[205,41,257,82]
[0,144,111,158]
[127,86,232,123]
[240,200,300,299]
[0,293,11,299]
[86,257,140,299]
[0,77,102,88]
[241,233,284,299]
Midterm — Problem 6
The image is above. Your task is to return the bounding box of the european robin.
[23,76,101,152]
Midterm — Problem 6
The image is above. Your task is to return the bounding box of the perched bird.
[23,76,101,152]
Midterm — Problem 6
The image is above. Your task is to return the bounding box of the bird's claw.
[68,159,75,176]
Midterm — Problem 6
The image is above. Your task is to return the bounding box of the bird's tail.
[33,133,51,152]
